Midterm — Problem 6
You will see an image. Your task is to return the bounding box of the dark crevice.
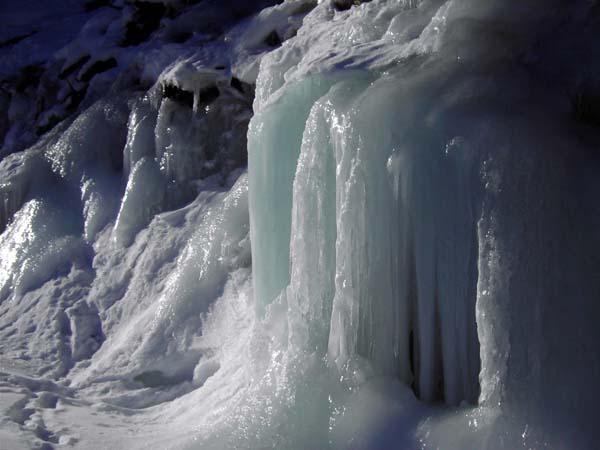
[407,240,420,397]
[230,77,254,96]
[332,0,371,12]
[79,58,118,83]
[199,85,219,104]
[83,0,115,12]
[65,85,88,111]
[432,266,445,404]
[230,76,244,92]
[0,30,38,48]
[36,115,64,136]
[16,64,44,93]
[133,368,193,388]
[408,329,416,388]
[572,86,600,127]
[59,55,91,80]
[403,229,479,405]
[162,83,194,108]
[120,1,167,47]
[263,30,282,47]
[168,31,192,44]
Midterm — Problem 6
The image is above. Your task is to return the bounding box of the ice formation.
[1,0,600,449]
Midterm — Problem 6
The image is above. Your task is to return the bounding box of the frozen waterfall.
[249,70,482,405]
[248,0,600,446]
[1,0,600,449]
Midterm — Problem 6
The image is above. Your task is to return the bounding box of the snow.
[1,0,600,449]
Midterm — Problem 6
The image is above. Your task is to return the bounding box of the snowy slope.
[1,0,600,449]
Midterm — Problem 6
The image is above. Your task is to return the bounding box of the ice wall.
[248,0,600,446]
[250,0,479,406]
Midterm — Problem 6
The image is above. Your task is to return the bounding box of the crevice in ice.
[162,83,194,108]
[263,30,282,47]
[58,55,91,81]
[198,84,220,104]
[133,369,192,388]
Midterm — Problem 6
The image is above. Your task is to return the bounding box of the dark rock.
[79,58,118,82]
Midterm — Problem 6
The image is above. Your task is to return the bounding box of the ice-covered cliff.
[1,0,600,449]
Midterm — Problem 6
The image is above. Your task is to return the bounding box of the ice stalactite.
[249,75,342,316]
[114,70,254,246]
[0,174,28,234]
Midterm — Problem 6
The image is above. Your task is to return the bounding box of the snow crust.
[1,0,600,449]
